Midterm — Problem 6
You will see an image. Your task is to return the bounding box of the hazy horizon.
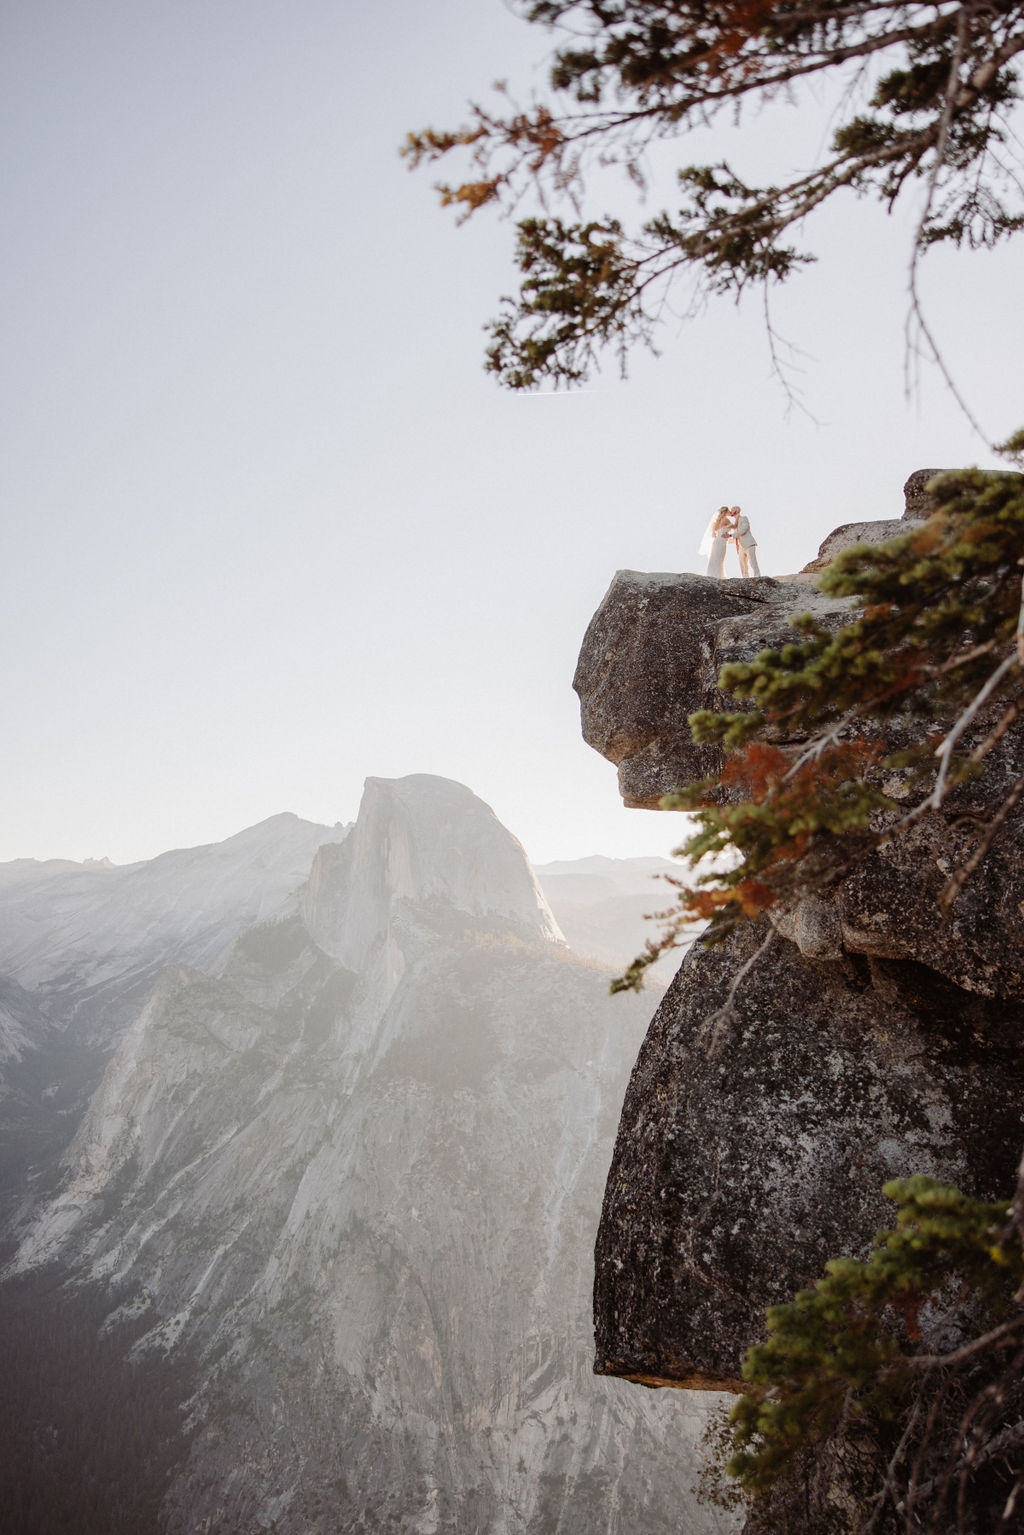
[5,0,1021,867]
[0,788,685,872]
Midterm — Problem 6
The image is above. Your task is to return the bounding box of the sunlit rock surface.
[300,773,562,981]
[801,467,934,571]
[10,777,738,1535]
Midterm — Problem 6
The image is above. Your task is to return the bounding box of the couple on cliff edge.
[700,505,761,578]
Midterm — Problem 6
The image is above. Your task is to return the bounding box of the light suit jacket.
[734,515,757,549]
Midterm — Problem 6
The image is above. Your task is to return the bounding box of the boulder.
[800,518,919,574]
[903,467,948,517]
[573,571,850,807]
[794,467,938,572]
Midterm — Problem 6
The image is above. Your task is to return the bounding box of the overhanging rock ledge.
[582,486,1024,1390]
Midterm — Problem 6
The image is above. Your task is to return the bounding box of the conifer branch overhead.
[405,0,1024,387]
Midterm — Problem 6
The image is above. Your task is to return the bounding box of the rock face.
[573,571,852,807]
[0,817,353,1252]
[903,466,948,517]
[300,773,562,977]
[581,493,1024,1391]
[595,922,1024,1388]
[800,518,912,573]
[799,469,934,573]
[8,776,737,1535]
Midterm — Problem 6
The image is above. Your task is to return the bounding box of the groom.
[730,505,761,577]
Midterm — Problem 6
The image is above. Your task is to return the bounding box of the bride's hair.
[700,505,735,557]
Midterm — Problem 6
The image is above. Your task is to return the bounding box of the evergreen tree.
[405,0,1024,389]
[714,1177,1024,1533]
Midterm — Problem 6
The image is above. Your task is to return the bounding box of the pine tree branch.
[941,764,1024,906]
[907,1314,1024,1371]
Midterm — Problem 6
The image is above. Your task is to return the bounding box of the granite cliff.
[576,479,1024,1390]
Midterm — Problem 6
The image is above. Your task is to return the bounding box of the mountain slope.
[11,776,736,1535]
[535,855,687,984]
[0,812,349,1049]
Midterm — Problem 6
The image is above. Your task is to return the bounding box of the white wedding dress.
[705,532,729,578]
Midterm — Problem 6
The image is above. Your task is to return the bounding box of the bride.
[699,506,733,578]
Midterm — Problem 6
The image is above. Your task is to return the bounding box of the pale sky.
[3,0,1022,867]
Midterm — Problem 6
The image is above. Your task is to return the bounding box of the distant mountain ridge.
[4,775,733,1535]
[0,812,350,1048]
[0,809,679,1043]
[534,854,686,984]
